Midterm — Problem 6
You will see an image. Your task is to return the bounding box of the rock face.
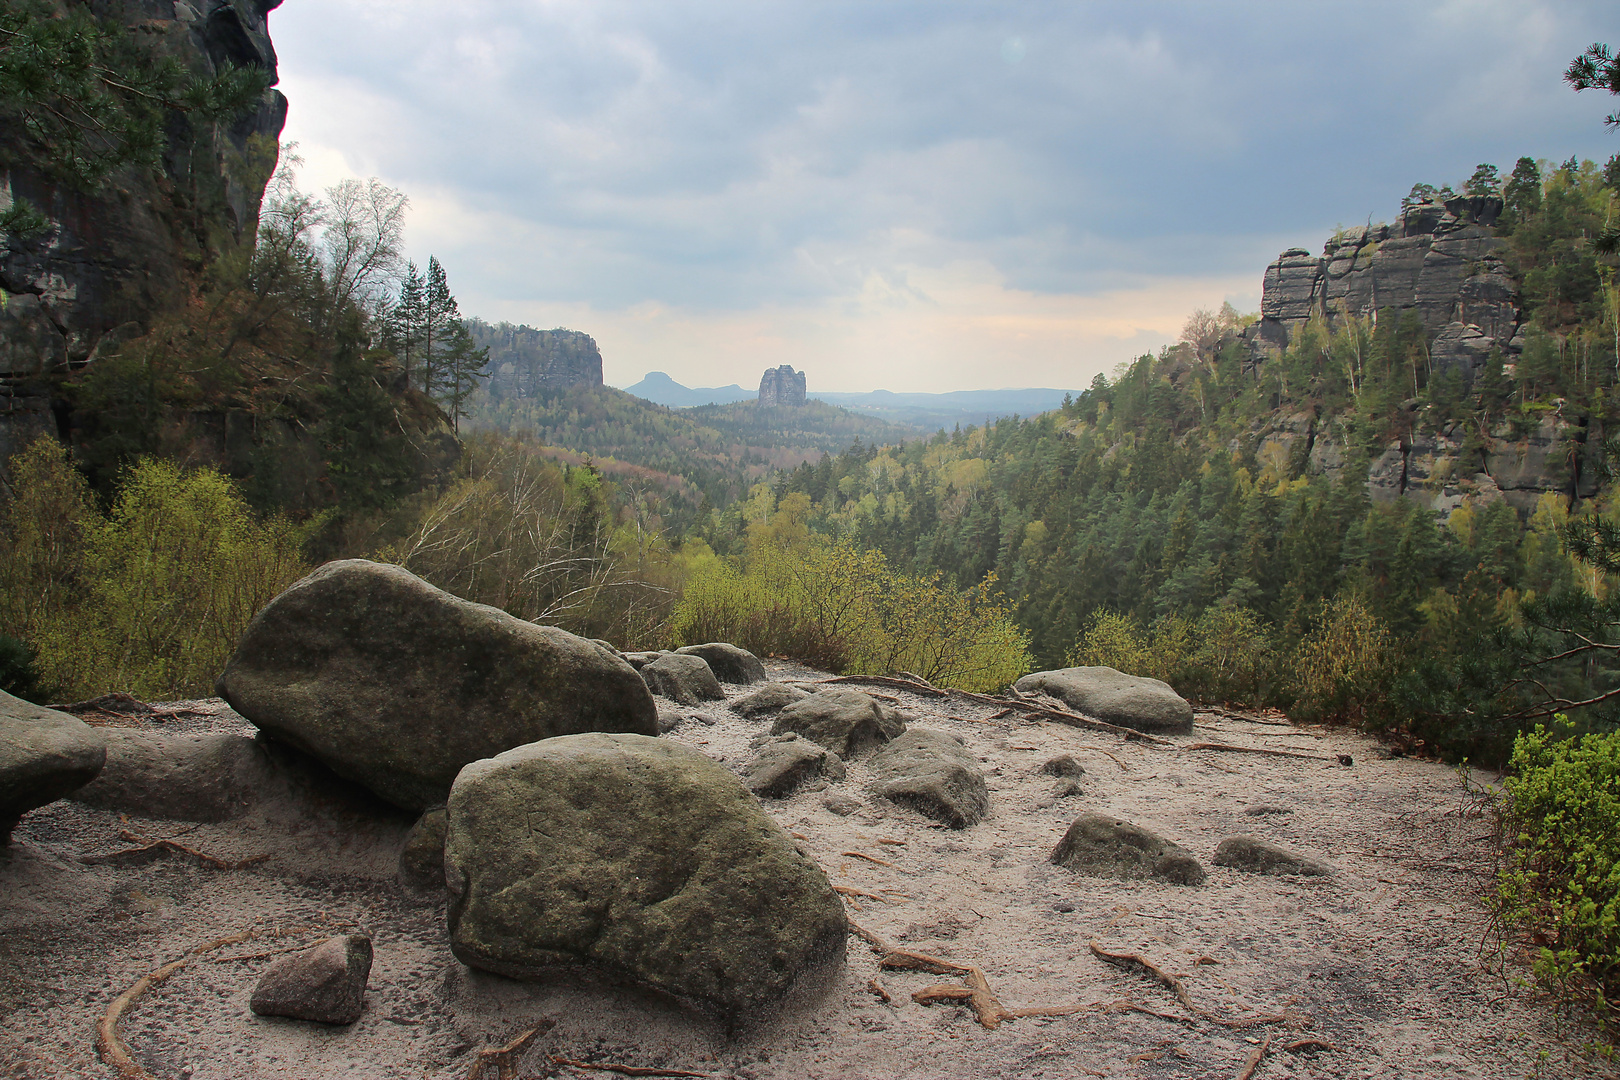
[674,643,767,684]
[772,689,907,756]
[444,733,846,1019]
[1050,813,1206,885]
[732,682,810,717]
[1213,835,1332,877]
[758,364,807,407]
[250,934,373,1025]
[743,734,847,798]
[868,729,988,828]
[1014,667,1193,735]
[217,560,659,812]
[0,691,106,842]
[468,321,604,395]
[70,730,274,822]
[640,653,725,705]
[1,1,287,464]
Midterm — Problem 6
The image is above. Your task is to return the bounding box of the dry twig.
[82,830,268,870]
[1088,943,1285,1029]
[867,978,892,1003]
[1184,742,1337,763]
[949,689,1175,745]
[841,850,896,868]
[816,674,948,698]
[1235,1035,1273,1080]
[467,1021,553,1080]
[550,1058,715,1078]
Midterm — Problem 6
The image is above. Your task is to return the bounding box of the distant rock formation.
[758,364,807,407]
[469,321,603,397]
[1244,194,1517,384]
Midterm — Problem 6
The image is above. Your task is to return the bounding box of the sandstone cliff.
[758,364,806,407]
[470,321,604,398]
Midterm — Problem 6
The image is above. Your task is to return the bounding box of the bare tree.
[320,177,409,319]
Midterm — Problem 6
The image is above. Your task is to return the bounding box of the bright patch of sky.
[271,1,1617,392]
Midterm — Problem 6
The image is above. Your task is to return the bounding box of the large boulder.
[640,653,725,705]
[772,689,906,757]
[216,560,658,812]
[1213,835,1333,877]
[398,806,449,889]
[0,691,106,843]
[1015,667,1194,735]
[70,730,275,822]
[1050,813,1206,885]
[250,934,373,1025]
[868,729,989,828]
[743,734,846,798]
[674,643,766,684]
[445,733,846,1020]
[731,682,810,718]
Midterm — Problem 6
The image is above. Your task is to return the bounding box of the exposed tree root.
[1235,1035,1273,1080]
[1198,706,1295,727]
[82,830,268,870]
[867,978,892,1003]
[1184,742,1338,763]
[949,689,1175,745]
[816,674,948,698]
[550,1057,715,1078]
[1283,1038,1337,1053]
[467,1021,553,1079]
[841,850,896,868]
[1088,943,1287,1029]
[987,708,1015,720]
[834,885,895,902]
[98,926,312,1078]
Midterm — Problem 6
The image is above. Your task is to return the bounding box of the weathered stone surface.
[444,733,846,1019]
[0,690,106,843]
[69,730,275,822]
[822,793,862,816]
[471,324,604,394]
[1050,813,1206,885]
[621,651,669,671]
[869,729,988,829]
[1041,754,1085,778]
[399,806,448,889]
[772,689,907,756]
[1213,835,1332,877]
[250,934,373,1025]
[217,560,658,812]
[641,653,725,705]
[743,734,846,798]
[758,364,807,407]
[1014,667,1193,735]
[674,643,766,684]
[732,682,810,718]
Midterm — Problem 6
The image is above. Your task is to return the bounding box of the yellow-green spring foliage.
[0,438,308,701]
[671,519,1029,692]
[1498,726,1620,1010]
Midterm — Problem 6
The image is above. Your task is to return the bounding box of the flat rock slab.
[675,643,766,684]
[868,729,988,828]
[0,690,106,843]
[743,734,846,798]
[1213,835,1333,877]
[732,682,810,718]
[1051,812,1206,885]
[445,733,846,1020]
[1015,666,1193,734]
[772,689,906,757]
[216,559,658,812]
[641,653,725,705]
[251,934,373,1025]
[70,730,276,822]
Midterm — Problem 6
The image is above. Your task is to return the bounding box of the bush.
[1067,606,1276,705]
[1288,595,1394,722]
[0,633,40,701]
[1497,726,1620,1014]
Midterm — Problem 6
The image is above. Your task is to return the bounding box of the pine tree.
[432,320,489,436]
[392,262,425,390]
[422,256,460,395]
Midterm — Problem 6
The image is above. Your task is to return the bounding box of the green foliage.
[1498,726,1620,1014]
[1566,43,1620,129]
[0,633,40,701]
[1067,607,1275,704]
[1288,595,1394,723]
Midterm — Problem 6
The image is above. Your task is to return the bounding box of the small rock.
[743,735,846,798]
[399,806,448,889]
[822,794,862,816]
[1041,754,1085,778]
[869,729,988,829]
[1049,777,1083,799]
[1014,667,1194,735]
[1050,813,1206,885]
[732,682,811,718]
[1213,835,1333,877]
[1,690,106,844]
[641,653,725,705]
[773,689,907,757]
[250,934,373,1025]
[655,701,686,734]
[674,643,767,684]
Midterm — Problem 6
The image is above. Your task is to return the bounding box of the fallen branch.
[468,1021,553,1080]
[816,674,948,698]
[99,926,312,1077]
[876,837,907,846]
[550,1058,714,1078]
[1088,943,1285,1029]
[988,708,1015,720]
[1198,706,1294,728]
[1283,1038,1337,1053]
[867,977,892,1003]
[1235,1035,1273,1080]
[834,885,891,902]
[948,690,1175,746]
[82,830,268,870]
[841,850,895,868]
[1184,742,1337,763]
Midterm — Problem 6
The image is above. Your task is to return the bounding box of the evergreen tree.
[422,255,460,394]
[1464,163,1501,196]
[431,320,489,436]
[392,262,426,390]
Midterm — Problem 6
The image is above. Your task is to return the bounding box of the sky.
[269,1,1619,393]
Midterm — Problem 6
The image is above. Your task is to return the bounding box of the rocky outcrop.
[743,734,846,798]
[1246,195,1519,385]
[732,682,811,718]
[250,934,373,1025]
[0,690,106,842]
[1014,667,1194,735]
[468,321,604,396]
[444,733,846,1020]
[674,643,767,684]
[758,364,807,407]
[1050,813,1206,885]
[772,689,907,756]
[217,560,658,811]
[868,729,989,828]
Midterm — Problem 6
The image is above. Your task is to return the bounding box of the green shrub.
[1067,606,1276,705]
[0,633,40,701]
[1288,595,1393,722]
[1497,725,1620,1014]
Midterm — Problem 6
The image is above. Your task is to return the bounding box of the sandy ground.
[1,660,1613,1080]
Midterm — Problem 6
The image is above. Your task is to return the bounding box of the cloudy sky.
[270,1,1617,393]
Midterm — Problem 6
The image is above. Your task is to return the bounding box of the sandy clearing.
[0,661,1611,1080]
